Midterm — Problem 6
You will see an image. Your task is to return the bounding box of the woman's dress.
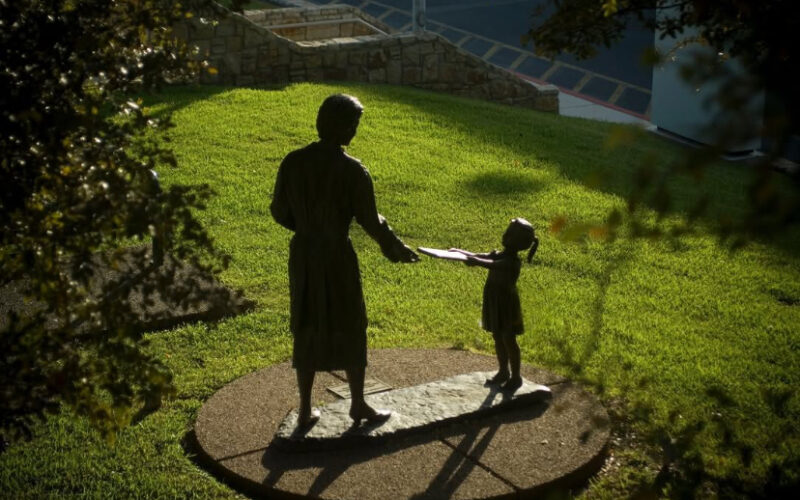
[271,141,406,371]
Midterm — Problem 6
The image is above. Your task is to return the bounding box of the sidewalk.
[558,90,650,126]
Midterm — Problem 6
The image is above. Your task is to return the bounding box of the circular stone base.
[194,349,609,499]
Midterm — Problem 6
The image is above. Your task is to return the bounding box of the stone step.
[274,371,551,452]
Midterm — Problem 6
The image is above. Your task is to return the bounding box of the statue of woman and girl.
[271,94,539,429]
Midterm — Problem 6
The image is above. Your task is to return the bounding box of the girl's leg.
[501,335,523,390]
[487,332,510,383]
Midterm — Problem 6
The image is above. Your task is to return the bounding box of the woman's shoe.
[501,376,523,392]
[297,408,321,429]
[485,371,510,385]
[349,406,391,426]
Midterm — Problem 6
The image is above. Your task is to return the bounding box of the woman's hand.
[396,244,419,263]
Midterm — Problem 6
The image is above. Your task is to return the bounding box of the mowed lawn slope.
[1,83,798,496]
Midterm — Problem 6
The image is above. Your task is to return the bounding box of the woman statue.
[271,94,418,428]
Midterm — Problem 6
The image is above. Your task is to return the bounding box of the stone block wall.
[175,4,558,112]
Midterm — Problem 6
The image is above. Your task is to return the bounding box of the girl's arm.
[449,248,496,258]
[465,254,505,269]
[448,248,475,257]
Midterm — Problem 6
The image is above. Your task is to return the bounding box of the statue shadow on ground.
[260,394,550,500]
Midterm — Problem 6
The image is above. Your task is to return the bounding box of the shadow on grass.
[140,83,287,121]
[139,84,230,119]
[463,170,549,197]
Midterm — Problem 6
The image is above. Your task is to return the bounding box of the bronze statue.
[271,94,418,429]
[449,218,539,391]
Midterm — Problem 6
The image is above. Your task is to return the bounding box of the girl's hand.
[450,248,474,257]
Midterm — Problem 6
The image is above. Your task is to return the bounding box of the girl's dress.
[480,250,524,335]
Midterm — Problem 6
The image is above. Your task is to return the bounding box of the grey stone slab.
[195,364,343,464]
[274,371,551,451]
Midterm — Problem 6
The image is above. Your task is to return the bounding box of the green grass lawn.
[2,83,799,497]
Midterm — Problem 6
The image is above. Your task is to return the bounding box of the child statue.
[450,218,539,391]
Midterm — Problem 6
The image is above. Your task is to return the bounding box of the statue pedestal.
[194,349,609,500]
[275,372,551,451]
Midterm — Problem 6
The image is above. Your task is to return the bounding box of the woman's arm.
[353,164,418,263]
[465,255,504,269]
[270,157,295,231]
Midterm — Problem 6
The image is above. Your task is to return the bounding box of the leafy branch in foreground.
[526,3,799,494]
[525,0,799,247]
[0,0,243,447]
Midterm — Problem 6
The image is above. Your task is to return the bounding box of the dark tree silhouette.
[0,0,243,446]
[525,2,800,496]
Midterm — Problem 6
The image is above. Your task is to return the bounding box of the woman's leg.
[296,368,318,426]
[346,365,366,409]
[346,365,391,425]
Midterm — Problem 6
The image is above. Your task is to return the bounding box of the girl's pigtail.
[526,237,539,263]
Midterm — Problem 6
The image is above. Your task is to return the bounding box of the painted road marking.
[608,84,626,105]
[482,44,502,61]
[509,52,528,70]
[573,74,592,93]
[539,63,561,82]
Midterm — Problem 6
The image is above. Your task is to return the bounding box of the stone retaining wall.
[174,4,558,112]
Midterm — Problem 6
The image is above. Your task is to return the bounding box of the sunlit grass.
[2,82,798,496]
